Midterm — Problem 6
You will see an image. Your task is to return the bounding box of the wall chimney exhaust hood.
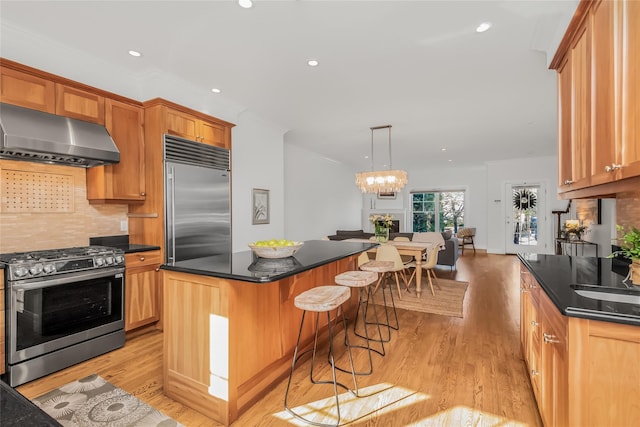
[0,102,120,168]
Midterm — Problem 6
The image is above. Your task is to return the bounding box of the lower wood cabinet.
[1,269,5,375]
[520,262,640,426]
[125,251,161,332]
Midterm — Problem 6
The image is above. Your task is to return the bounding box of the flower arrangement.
[562,221,588,240]
[369,214,394,228]
[369,214,394,242]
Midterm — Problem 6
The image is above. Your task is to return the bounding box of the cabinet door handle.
[531,369,539,376]
[155,267,160,272]
[139,256,145,261]
[520,288,528,293]
[605,164,621,172]
[543,332,560,344]
[563,179,574,185]
[530,320,539,327]
[140,192,146,196]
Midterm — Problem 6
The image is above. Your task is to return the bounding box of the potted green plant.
[610,225,640,285]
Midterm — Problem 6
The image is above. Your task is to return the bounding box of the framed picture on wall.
[252,188,270,224]
[377,192,396,199]
[575,199,601,227]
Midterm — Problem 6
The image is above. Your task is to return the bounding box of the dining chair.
[358,251,372,267]
[393,236,414,264]
[374,244,410,299]
[406,245,440,296]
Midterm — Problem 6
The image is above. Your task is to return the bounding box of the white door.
[505,183,547,254]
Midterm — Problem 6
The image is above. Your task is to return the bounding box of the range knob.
[43,263,56,274]
[105,256,114,265]
[14,266,29,278]
[29,263,43,276]
[115,255,124,264]
[95,257,105,267]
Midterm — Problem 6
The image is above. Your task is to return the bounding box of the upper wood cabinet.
[618,0,640,180]
[0,67,55,113]
[55,84,105,125]
[551,0,640,198]
[166,107,230,149]
[86,99,146,202]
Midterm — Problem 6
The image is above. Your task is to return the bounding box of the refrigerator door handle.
[167,166,176,263]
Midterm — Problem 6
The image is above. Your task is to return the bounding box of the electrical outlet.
[120,220,128,232]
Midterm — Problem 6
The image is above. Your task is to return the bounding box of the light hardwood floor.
[16,252,542,426]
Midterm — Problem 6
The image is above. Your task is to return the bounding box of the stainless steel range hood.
[0,102,120,168]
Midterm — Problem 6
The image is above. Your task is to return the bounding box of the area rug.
[373,278,468,318]
[32,374,184,427]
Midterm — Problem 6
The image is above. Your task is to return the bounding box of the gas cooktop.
[0,246,125,281]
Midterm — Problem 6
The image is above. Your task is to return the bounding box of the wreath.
[513,189,537,210]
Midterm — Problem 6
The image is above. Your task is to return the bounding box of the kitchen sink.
[570,283,640,305]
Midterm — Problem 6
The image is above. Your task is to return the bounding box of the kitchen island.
[518,254,640,426]
[160,240,376,426]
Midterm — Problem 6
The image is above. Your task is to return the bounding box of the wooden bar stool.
[284,285,358,427]
[335,270,385,374]
[359,260,398,342]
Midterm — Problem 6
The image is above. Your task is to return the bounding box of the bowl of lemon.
[248,239,304,259]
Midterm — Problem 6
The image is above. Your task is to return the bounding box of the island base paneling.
[162,255,358,425]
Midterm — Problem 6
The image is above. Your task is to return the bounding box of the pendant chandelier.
[355,125,408,193]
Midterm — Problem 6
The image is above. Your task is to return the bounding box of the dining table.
[343,239,434,297]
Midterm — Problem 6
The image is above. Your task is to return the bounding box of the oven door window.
[15,275,123,352]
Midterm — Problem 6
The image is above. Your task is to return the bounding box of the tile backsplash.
[0,160,128,253]
[616,190,640,231]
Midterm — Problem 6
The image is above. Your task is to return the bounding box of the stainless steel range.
[1,246,125,387]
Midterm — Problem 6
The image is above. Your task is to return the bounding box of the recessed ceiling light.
[476,22,493,33]
[441,148,447,152]
[211,88,221,94]
[307,59,319,67]
[128,50,141,57]
[448,159,453,162]
[238,0,253,9]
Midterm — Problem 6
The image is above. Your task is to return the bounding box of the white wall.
[284,144,362,241]
[231,111,286,252]
[486,156,565,254]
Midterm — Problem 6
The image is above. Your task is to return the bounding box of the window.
[412,191,465,233]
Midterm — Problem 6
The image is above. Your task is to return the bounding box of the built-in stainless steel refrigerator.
[164,135,231,263]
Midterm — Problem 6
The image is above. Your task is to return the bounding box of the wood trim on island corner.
[161,255,359,426]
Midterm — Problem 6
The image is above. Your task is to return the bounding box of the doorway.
[505,183,547,254]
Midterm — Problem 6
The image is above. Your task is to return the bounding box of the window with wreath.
[411,190,465,233]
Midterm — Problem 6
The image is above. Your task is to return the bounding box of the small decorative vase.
[375,226,389,243]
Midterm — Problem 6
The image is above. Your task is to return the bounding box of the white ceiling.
[0,0,578,172]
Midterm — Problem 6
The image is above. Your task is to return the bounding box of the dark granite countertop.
[518,254,640,326]
[161,239,377,283]
[89,235,160,254]
[0,380,61,426]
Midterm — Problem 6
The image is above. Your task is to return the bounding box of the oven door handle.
[11,268,124,291]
